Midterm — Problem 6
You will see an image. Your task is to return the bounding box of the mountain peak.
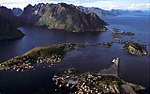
[20,3,107,32]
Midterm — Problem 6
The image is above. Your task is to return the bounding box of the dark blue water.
[0,14,149,94]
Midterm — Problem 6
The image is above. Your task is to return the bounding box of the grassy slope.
[0,43,83,67]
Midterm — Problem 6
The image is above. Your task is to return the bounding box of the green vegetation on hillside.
[0,43,84,71]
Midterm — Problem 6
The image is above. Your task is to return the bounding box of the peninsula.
[0,43,84,72]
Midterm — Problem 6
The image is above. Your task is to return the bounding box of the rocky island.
[102,42,113,48]
[86,40,148,56]
[123,41,148,56]
[107,28,135,41]
[109,28,135,36]
[0,43,85,72]
[20,3,107,32]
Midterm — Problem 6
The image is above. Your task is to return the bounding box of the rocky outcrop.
[122,42,148,56]
[12,8,23,16]
[20,3,107,32]
[0,15,24,40]
[102,42,113,48]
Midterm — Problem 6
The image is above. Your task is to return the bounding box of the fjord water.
[0,14,149,94]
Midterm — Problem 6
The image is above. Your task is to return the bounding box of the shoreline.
[52,59,146,94]
[0,43,85,72]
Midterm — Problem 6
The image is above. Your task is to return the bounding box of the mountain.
[12,8,23,16]
[77,6,149,18]
[0,6,24,27]
[0,15,24,40]
[77,6,121,17]
[0,6,14,20]
[109,9,149,15]
[20,3,107,32]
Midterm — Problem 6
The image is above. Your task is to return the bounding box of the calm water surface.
[0,15,149,94]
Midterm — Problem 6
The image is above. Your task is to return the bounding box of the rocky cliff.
[0,16,24,40]
[20,3,107,32]
[0,6,24,27]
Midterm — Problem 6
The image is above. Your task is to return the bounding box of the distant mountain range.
[0,3,149,40]
[77,6,149,17]
[77,6,121,17]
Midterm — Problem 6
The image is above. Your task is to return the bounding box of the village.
[52,58,145,94]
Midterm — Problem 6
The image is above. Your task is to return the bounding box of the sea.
[0,14,149,94]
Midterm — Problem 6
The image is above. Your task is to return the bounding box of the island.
[123,41,148,56]
[0,43,85,72]
[102,42,113,48]
[109,28,135,36]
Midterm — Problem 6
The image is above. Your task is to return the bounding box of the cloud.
[126,3,150,10]
[0,0,105,4]
[0,0,103,9]
[0,0,47,9]
[0,0,39,4]
[0,0,149,10]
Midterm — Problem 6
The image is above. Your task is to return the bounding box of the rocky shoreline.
[123,41,148,56]
[91,27,148,56]
[86,40,148,56]
[0,43,85,72]
[0,40,148,72]
[108,28,135,36]
[52,67,145,94]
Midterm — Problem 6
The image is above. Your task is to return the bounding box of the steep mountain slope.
[20,3,107,32]
[0,6,24,27]
[0,15,24,40]
[0,6,14,20]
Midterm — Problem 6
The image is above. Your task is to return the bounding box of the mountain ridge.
[77,6,148,18]
[20,3,107,32]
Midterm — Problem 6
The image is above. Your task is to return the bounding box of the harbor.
[52,57,145,94]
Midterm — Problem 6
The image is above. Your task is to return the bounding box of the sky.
[0,0,150,10]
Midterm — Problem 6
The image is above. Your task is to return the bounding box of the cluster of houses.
[52,67,126,94]
[0,54,62,72]
[36,54,62,64]
[52,57,144,94]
